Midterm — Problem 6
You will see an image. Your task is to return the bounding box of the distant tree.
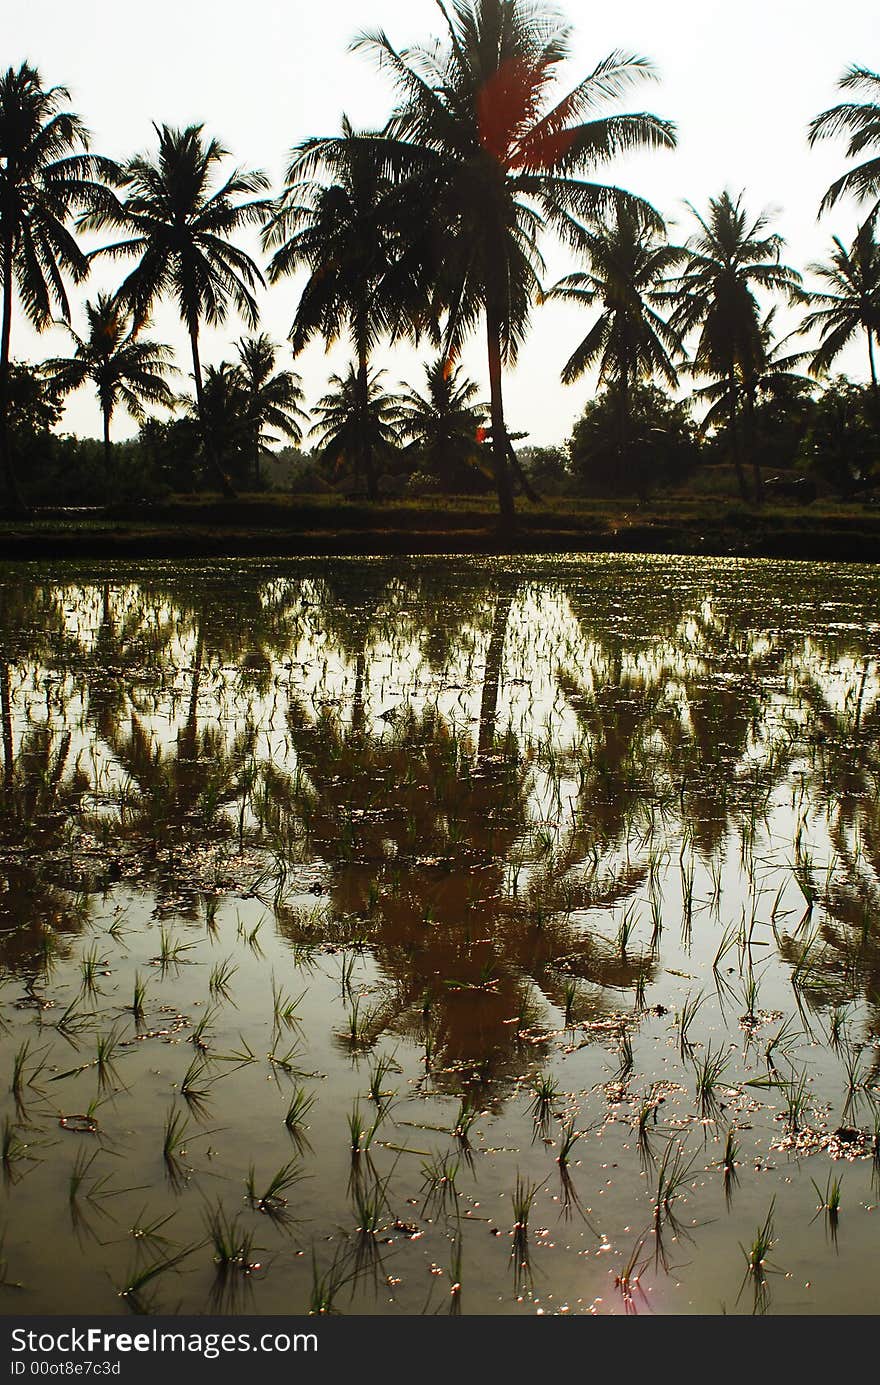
[809,66,880,220]
[310,365,401,490]
[43,293,177,466]
[802,221,880,403]
[233,334,307,488]
[184,363,250,484]
[517,445,571,494]
[670,191,803,502]
[392,356,486,490]
[0,62,118,510]
[544,205,684,479]
[6,363,64,439]
[799,377,878,495]
[355,0,677,525]
[264,118,430,501]
[569,381,699,497]
[84,123,271,495]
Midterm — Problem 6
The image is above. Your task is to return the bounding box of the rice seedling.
[271,975,304,1033]
[693,1043,731,1120]
[841,1042,870,1122]
[129,1209,176,1251]
[676,992,705,1061]
[284,1087,316,1151]
[617,902,638,958]
[246,1159,303,1225]
[828,1004,851,1053]
[738,1201,778,1315]
[452,1097,478,1155]
[338,996,376,1052]
[118,1242,199,1314]
[721,1127,739,1202]
[528,1072,558,1139]
[189,1005,218,1053]
[811,1170,842,1244]
[153,929,196,973]
[79,944,107,1001]
[178,1055,215,1116]
[740,968,760,1025]
[54,995,91,1040]
[203,1202,261,1278]
[129,973,148,1021]
[652,1138,696,1269]
[447,1235,462,1315]
[94,1028,123,1092]
[616,1027,634,1082]
[556,1119,592,1225]
[308,1246,350,1314]
[162,1107,191,1184]
[765,1015,800,1072]
[510,1172,542,1291]
[779,1065,811,1134]
[636,1097,659,1171]
[420,1151,460,1217]
[208,956,238,1003]
[562,979,577,1029]
[1,1120,30,1183]
[614,1231,650,1315]
[367,1052,399,1107]
[10,1040,48,1100]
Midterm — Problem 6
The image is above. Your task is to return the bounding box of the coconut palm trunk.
[0,246,26,514]
[102,401,112,469]
[744,388,763,503]
[189,325,235,499]
[868,326,878,406]
[356,342,378,501]
[485,300,515,528]
[726,369,750,502]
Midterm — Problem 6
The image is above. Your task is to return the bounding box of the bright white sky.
[5,0,878,446]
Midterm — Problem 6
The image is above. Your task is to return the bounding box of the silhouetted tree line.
[2,2,879,515]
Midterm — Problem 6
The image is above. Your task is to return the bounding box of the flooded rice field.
[1,553,879,1315]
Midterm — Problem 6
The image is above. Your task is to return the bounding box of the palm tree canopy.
[353,0,677,363]
[544,205,685,387]
[696,307,812,432]
[0,61,119,327]
[234,332,308,449]
[82,123,271,334]
[809,65,880,217]
[392,355,485,451]
[42,292,177,422]
[669,190,804,388]
[802,221,880,377]
[263,116,434,357]
[310,364,402,470]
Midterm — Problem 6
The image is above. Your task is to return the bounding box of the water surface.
[1,553,879,1315]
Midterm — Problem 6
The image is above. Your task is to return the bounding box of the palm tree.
[310,364,401,488]
[392,355,486,489]
[353,0,676,526]
[809,66,880,220]
[232,333,307,487]
[263,117,431,501]
[544,205,684,477]
[0,62,118,511]
[802,221,880,402]
[42,293,177,465]
[83,123,271,495]
[669,190,803,502]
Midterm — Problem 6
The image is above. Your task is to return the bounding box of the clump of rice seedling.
[765,1015,799,1072]
[246,1160,303,1225]
[308,1246,349,1314]
[94,1028,123,1092]
[828,1004,850,1053]
[615,1231,650,1315]
[739,1201,778,1315]
[153,928,196,972]
[284,1087,316,1151]
[811,1170,842,1244]
[208,956,238,1003]
[722,1127,739,1201]
[271,975,304,1032]
[420,1151,460,1217]
[779,1065,811,1134]
[162,1106,191,1185]
[129,973,148,1021]
[636,1096,659,1170]
[562,979,577,1029]
[652,1138,696,1269]
[676,992,705,1060]
[338,996,376,1052]
[10,1040,48,1102]
[528,1072,558,1139]
[1,1120,29,1183]
[510,1172,542,1291]
[204,1202,261,1277]
[79,944,108,1001]
[693,1043,731,1120]
[367,1052,398,1108]
[616,1027,634,1081]
[189,1005,218,1053]
[118,1242,199,1314]
[841,1042,869,1121]
[179,1055,214,1116]
[452,1097,478,1156]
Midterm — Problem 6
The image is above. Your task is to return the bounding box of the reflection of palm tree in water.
[276,581,654,1094]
